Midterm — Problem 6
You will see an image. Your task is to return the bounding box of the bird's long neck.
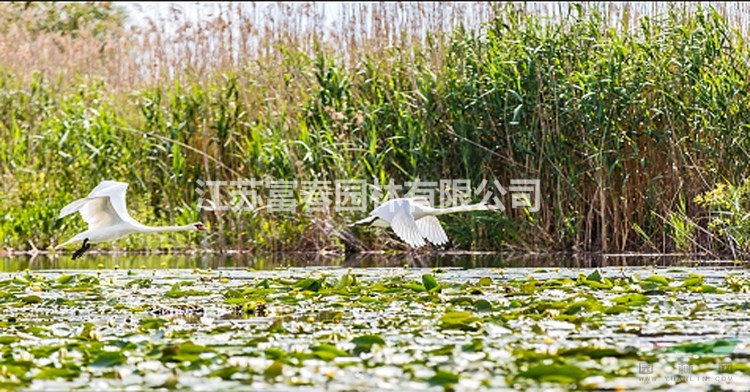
[432,203,492,215]
[137,224,195,233]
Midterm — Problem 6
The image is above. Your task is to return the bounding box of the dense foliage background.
[1,2,750,255]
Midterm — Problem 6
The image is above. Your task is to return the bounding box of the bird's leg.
[72,238,91,260]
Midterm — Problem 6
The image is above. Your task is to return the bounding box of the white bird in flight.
[350,197,496,248]
[57,180,207,259]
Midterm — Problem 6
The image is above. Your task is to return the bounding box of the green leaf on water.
[517,364,587,383]
[450,297,475,306]
[682,274,704,287]
[0,336,19,345]
[577,272,613,289]
[176,342,214,355]
[351,334,386,354]
[264,360,284,381]
[294,277,325,292]
[719,362,750,374]
[56,274,75,285]
[208,366,240,380]
[165,283,209,298]
[559,346,639,359]
[335,273,358,289]
[475,299,492,312]
[267,318,286,333]
[34,367,80,380]
[422,274,439,292]
[404,283,426,292]
[161,341,214,364]
[644,275,669,285]
[124,278,152,289]
[21,295,42,304]
[586,269,603,282]
[604,305,629,314]
[264,348,286,360]
[91,351,126,367]
[428,370,459,386]
[462,339,484,352]
[139,318,168,330]
[428,345,455,356]
[440,311,482,331]
[310,344,348,361]
[689,302,707,316]
[611,293,649,306]
[664,338,738,355]
[564,298,602,315]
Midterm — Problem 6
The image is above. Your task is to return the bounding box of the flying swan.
[350,197,496,248]
[56,180,206,259]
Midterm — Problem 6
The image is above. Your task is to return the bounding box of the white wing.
[59,181,141,229]
[87,182,139,224]
[408,196,431,208]
[388,204,426,248]
[79,197,124,230]
[88,180,126,196]
[415,216,449,246]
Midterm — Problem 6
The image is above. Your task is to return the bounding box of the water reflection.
[0,252,747,272]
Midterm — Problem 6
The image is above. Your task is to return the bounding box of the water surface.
[2,252,747,272]
[1,254,749,391]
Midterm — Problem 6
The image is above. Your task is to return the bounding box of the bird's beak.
[197,224,207,231]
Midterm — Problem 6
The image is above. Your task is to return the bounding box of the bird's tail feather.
[484,202,502,211]
[349,216,377,227]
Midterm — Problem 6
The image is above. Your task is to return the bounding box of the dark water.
[1,251,747,272]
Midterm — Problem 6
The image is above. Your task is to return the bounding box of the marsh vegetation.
[2,3,750,255]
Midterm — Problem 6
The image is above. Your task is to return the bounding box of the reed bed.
[1,2,750,255]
